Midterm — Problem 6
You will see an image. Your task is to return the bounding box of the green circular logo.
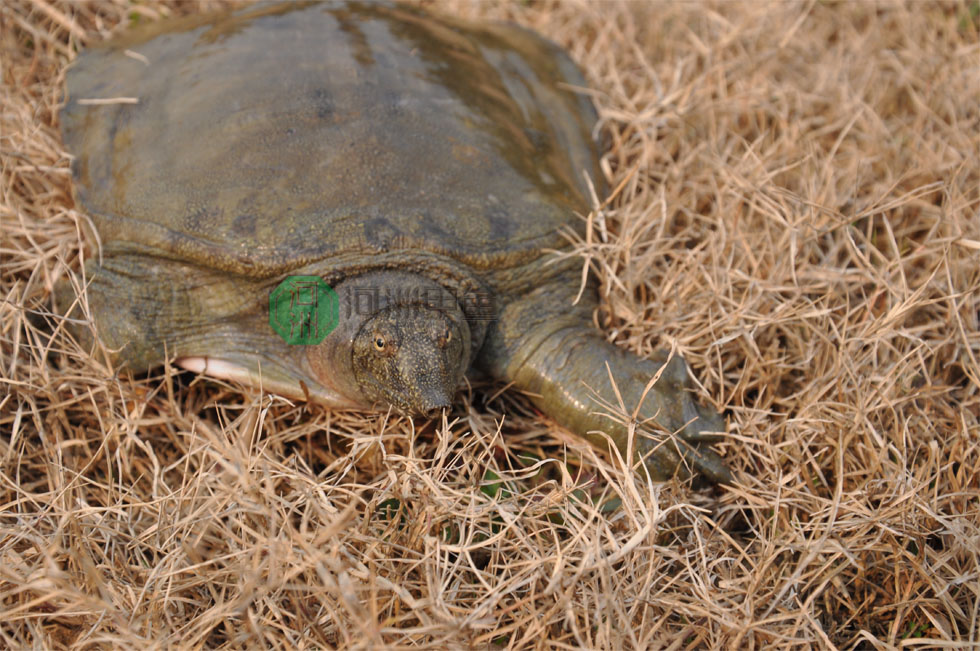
[269,276,339,345]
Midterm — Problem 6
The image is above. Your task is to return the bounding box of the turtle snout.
[402,368,454,417]
[393,326,460,418]
[418,389,452,419]
[421,404,448,420]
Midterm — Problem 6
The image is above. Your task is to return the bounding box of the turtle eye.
[438,327,452,347]
[373,335,386,351]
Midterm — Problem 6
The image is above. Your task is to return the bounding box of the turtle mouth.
[395,399,449,420]
[367,382,450,419]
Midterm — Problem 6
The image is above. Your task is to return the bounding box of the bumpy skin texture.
[59,1,730,482]
[309,272,470,417]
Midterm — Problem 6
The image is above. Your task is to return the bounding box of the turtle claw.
[672,437,733,485]
[679,399,728,444]
[628,426,730,485]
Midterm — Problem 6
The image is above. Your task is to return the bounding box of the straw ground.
[2,1,978,648]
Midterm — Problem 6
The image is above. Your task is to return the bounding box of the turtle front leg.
[482,305,731,483]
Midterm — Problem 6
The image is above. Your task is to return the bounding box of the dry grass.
[2,0,979,648]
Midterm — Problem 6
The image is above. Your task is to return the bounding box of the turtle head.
[352,305,466,416]
[308,272,473,417]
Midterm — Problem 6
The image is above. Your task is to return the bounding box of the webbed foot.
[505,325,732,483]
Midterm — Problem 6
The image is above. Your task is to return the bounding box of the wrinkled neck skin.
[482,279,731,484]
[307,271,475,414]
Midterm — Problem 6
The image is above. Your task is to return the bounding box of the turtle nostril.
[423,405,446,419]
